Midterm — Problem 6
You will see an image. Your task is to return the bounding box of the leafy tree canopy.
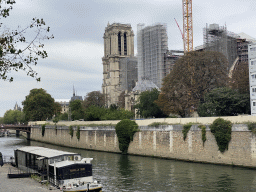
[115,119,139,154]
[69,100,84,120]
[3,109,25,124]
[84,105,134,121]
[83,91,105,109]
[156,51,229,117]
[0,0,53,82]
[0,117,3,124]
[135,88,166,118]
[198,87,250,117]
[59,112,68,121]
[22,88,55,121]
[230,61,249,94]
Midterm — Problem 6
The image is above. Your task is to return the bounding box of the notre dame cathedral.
[102,23,137,107]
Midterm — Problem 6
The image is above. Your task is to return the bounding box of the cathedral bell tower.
[102,23,134,107]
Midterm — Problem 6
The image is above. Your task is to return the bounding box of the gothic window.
[118,32,121,55]
[124,32,127,55]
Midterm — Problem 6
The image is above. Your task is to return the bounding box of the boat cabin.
[14,146,81,178]
[49,158,94,188]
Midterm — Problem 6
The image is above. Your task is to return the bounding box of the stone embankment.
[29,123,256,168]
[0,164,59,192]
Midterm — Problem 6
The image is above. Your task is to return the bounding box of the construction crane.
[183,0,193,52]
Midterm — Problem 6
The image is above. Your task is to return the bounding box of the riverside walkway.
[0,164,60,192]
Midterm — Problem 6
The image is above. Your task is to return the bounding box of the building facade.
[102,23,135,107]
[249,44,256,115]
[137,23,168,88]
[163,50,184,77]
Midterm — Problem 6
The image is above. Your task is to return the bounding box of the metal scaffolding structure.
[137,23,168,88]
[119,57,138,92]
[203,23,239,69]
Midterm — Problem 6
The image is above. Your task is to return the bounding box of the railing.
[8,166,38,179]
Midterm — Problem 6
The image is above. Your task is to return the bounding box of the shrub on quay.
[210,118,232,153]
[115,119,139,154]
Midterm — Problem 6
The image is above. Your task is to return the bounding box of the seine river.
[1,136,256,192]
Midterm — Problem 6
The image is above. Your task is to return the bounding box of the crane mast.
[183,0,193,52]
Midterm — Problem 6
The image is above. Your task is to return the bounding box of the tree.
[230,61,249,94]
[197,87,250,117]
[59,112,68,120]
[0,0,53,82]
[53,102,62,117]
[84,105,106,121]
[115,119,139,154]
[83,91,105,109]
[135,88,166,118]
[22,88,55,121]
[69,100,84,120]
[156,51,229,117]
[3,109,25,124]
[0,117,3,124]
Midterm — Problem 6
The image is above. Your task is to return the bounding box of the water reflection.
[216,173,236,191]
[118,155,134,188]
[1,137,256,191]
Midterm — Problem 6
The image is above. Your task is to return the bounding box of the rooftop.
[16,146,79,159]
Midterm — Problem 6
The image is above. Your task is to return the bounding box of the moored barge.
[14,146,102,191]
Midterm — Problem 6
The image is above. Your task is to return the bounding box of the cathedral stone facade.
[102,23,135,107]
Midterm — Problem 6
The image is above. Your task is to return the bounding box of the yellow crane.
[183,0,193,52]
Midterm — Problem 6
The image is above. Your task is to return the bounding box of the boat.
[14,146,102,191]
[49,158,102,192]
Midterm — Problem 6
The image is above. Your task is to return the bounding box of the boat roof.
[49,160,87,168]
[16,146,79,159]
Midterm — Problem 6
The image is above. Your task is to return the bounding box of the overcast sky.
[0,0,255,117]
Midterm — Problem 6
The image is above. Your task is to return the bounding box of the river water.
[1,136,256,192]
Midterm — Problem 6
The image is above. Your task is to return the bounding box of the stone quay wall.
[30,124,256,168]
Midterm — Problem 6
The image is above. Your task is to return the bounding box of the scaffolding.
[119,57,138,92]
[137,23,168,88]
[203,23,239,70]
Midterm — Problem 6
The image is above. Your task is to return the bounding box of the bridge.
[1,125,31,140]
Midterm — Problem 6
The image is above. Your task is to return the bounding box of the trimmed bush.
[210,118,232,153]
[182,123,192,141]
[69,126,73,137]
[115,119,139,154]
[247,122,256,135]
[199,125,206,146]
[42,124,45,137]
[76,126,80,140]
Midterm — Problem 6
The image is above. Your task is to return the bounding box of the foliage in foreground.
[0,0,53,82]
[198,125,207,146]
[69,126,73,137]
[135,88,166,118]
[156,51,229,117]
[210,118,232,153]
[3,109,25,124]
[198,87,250,117]
[22,88,55,121]
[246,122,256,135]
[84,105,134,121]
[182,123,193,141]
[76,126,80,140]
[41,124,45,137]
[115,119,139,154]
